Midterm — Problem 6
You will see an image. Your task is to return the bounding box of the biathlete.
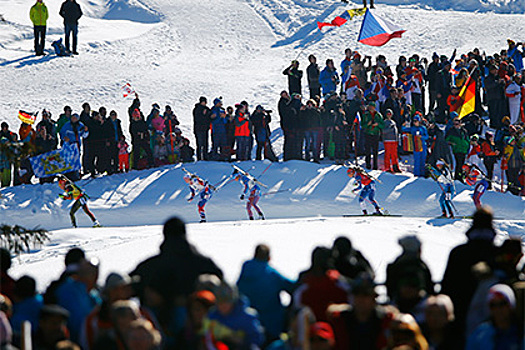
[462,163,490,209]
[58,175,100,228]
[233,170,265,220]
[346,166,383,215]
[428,160,455,218]
[184,173,213,223]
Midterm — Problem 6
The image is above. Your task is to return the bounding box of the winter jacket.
[36,119,57,140]
[319,66,340,95]
[466,321,521,350]
[307,63,320,90]
[386,253,434,302]
[507,45,524,72]
[300,107,321,129]
[382,119,398,142]
[206,300,265,349]
[10,295,43,337]
[427,61,440,92]
[192,103,211,133]
[428,126,453,166]
[250,110,271,134]
[447,93,462,112]
[283,66,303,95]
[237,259,295,339]
[294,270,349,322]
[211,106,228,135]
[150,115,165,133]
[56,114,70,134]
[130,235,223,301]
[484,73,506,101]
[446,126,469,154]
[55,277,100,342]
[361,111,385,136]
[333,249,375,280]
[436,68,452,97]
[30,2,48,26]
[235,112,251,137]
[108,119,123,143]
[60,120,88,147]
[130,118,149,144]
[278,96,294,131]
[35,134,57,154]
[59,0,82,25]
[504,144,523,169]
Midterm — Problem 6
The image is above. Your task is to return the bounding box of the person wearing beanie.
[507,39,524,72]
[319,59,340,96]
[505,74,523,125]
[441,206,497,346]
[205,281,265,349]
[192,96,211,161]
[466,284,521,350]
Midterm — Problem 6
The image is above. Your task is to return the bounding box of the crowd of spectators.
[0,207,523,349]
[279,40,525,195]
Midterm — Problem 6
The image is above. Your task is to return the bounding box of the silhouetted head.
[333,236,352,257]
[0,248,12,273]
[254,244,270,262]
[163,217,186,238]
[311,246,332,271]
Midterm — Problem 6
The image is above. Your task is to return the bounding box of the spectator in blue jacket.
[210,98,228,160]
[402,114,429,177]
[319,59,340,97]
[54,258,101,343]
[206,282,265,349]
[10,276,43,342]
[237,244,296,341]
[507,39,524,72]
[59,113,88,150]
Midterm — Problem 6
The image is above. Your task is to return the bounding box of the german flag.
[18,110,37,125]
[458,75,476,119]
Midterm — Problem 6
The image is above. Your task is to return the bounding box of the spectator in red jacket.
[447,86,462,113]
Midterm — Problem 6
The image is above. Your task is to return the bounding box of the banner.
[29,143,81,178]
[317,8,367,30]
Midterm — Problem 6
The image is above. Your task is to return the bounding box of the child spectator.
[179,138,195,163]
[153,134,169,167]
[117,136,130,173]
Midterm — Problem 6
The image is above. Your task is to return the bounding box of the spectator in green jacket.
[29,0,49,56]
[361,101,384,170]
[445,117,470,181]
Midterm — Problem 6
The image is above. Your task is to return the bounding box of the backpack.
[52,39,68,57]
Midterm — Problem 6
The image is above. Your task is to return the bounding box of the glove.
[240,194,245,200]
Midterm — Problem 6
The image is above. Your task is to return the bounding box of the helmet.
[183,175,192,184]
[462,164,471,173]
[470,134,479,142]
[347,168,356,177]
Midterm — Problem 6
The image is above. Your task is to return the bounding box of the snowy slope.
[9,216,525,292]
[0,161,523,230]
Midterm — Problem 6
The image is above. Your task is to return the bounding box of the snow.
[1,0,525,294]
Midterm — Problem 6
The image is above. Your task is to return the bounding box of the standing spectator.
[485,65,507,129]
[446,117,470,180]
[307,54,321,99]
[29,0,48,56]
[36,109,57,145]
[283,60,303,96]
[33,305,71,349]
[421,295,461,350]
[331,236,374,281]
[301,99,321,162]
[0,249,15,300]
[386,235,434,307]
[361,101,384,170]
[192,97,211,161]
[237,244,296,341]
[10,276,43,342]
[56,105,72,136]
[54,258,101,343]
[402,114,429,177]
[60,113,88,151]
[382,109,400,172]
[35,124,57,184]
[427,53,441,112]
[129,106,153,170]
[59,0,82,55]
[340,48,353,75]
[436,61,453,124]
[503,136,523,195]
[117,136,130,173]
[319,59,340,97]
[251,105,276,161]
[506,39,524,72]
[210,98,228,159]
[278,90,294,161]
[427,122,453,168]
[481,131,499,185]
[441,207,497,345]
[505,74,522,125]
[108,110,123,174]
[234,103,251,161]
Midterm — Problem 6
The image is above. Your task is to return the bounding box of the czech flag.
[18,110,37,125]
[458,75,476,119]
[357,9,405,46]
[317,8,367,30]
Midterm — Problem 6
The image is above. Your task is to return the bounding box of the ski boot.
[259,214,265,220]
[249,216,254,220]
[200,219,206,223]
[362,210,368,216]
[373,208,383,216]
[438,211,448,219]
[93,220,101,228]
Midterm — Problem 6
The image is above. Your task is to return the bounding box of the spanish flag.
[18,110,37,125]
[458,75,476,119]
[317,8,367,30]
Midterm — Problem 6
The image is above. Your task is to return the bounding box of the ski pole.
[258,162,273,178]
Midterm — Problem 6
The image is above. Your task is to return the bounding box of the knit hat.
[213,98,222,106]
[367,101,376,107]
[488,284,516,309]
[508,39,516,46]
[399,235,421,253]
[199,96,207,103]
[432,52,439,60]
[413,114,421,122]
